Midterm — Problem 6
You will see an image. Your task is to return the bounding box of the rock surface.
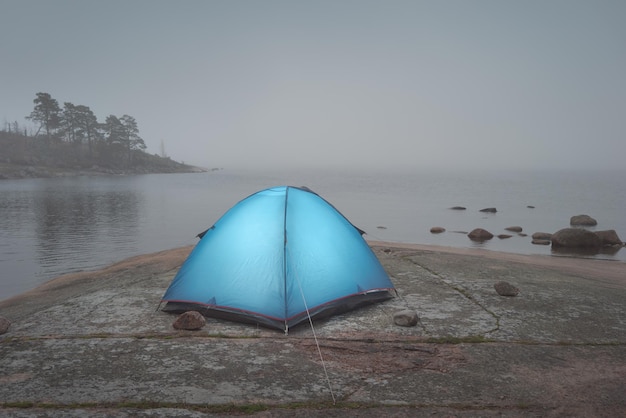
[0,244,625,416]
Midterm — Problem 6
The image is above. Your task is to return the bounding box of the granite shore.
[0,242,624,417]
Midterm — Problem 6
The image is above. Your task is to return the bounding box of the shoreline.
[369,240,626,284]
[2,241,623,307]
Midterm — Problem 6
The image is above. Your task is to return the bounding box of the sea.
[1,167,625,301]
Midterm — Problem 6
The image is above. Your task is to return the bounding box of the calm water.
[1,168,625,300]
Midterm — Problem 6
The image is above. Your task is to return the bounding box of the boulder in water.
[595,230,623,246]
[468,228,494,241]
[570,214,597,226]
[551,228,601,249]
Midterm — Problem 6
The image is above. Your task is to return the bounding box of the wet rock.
[479,207,497,213]
[494,281,519,297]
[449,206,466,210]
[497,234,512,239]
[532,239,551,245]
[173,311,206,330]
[0,316,10,334]
[532,232,552,240]
[505,226,523,233]
[430,226,446,234]
[468,228,494,241]
[551,228,601,249]
[570,214,597,226]
[393,310,419,327]
[595,230,623,246]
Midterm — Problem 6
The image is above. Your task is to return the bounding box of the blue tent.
[161,186,395,332]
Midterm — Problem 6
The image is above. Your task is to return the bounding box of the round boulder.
[468,228,494,241]
[494,281,519,297]
[173,311,206,331]
[570,214,597,226]
[551,228,601,249]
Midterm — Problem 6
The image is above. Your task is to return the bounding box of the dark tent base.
[162,290,395,333]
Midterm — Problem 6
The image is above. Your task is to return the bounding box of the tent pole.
[282,187,290,335]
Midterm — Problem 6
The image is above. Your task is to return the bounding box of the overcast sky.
[1,0,625,171]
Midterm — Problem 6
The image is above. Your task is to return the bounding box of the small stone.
[479,207,497,213]
[449,206,466,210]
[532,239,551,245]
[173,311,206,330]
[497,234,512,239]
[505,226,523,233]
[0,316,11,335]
[393,310,419,327]
[430,226,446,234]
[532,232,552,240]
[494,281,519,297]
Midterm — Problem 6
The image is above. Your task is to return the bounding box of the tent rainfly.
[160,186,395,332]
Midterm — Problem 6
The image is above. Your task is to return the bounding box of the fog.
[1,0,625,171]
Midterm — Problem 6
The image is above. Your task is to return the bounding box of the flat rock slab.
[1,243,625,416]
[0,338,623,417]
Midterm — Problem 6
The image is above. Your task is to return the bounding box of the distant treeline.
[1,92,163,170]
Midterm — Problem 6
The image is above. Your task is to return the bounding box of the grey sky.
[1,0,625,170]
